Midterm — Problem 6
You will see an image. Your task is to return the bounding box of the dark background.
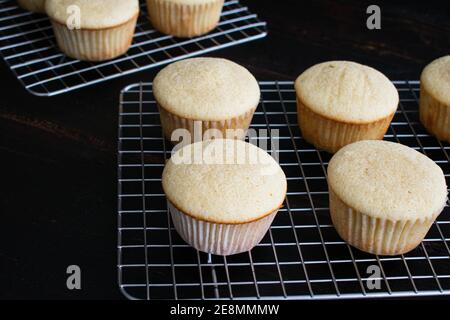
[1,0,449,299]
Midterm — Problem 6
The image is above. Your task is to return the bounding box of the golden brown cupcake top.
[328,140,448,221]
[46,0,139,29]
[153,58,260,121]
[162,139,287,224]
[295,61,399,123]
[421,55,450,105]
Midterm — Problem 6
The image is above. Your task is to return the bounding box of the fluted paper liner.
[169,201,277,256]
[329,187,441,255]
[158,103,256,143]
[420,84,450,143]
[297,97,394,153]
[146,0,224,37]
[50,15,138,62]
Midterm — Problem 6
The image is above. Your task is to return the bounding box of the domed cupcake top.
[153,58,260,121]
[162,139,287,224]
[328,140,448,221]
[421,55,450,105]
[295,61,399,123]
[46,0,140,29]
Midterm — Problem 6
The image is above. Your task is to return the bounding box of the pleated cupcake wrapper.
[158,103,256,144]
[168,202,277,256]
[51,16,137,62]
[420,85,450,143]
[146,0,224,37]
[297,97,394,153]
[329,188,440,256]
[18,0,46,14]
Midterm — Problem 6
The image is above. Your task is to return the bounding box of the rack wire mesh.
[0,0,266,97]
[117,80,450,300]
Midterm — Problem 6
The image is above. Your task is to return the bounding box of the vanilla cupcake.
[146,0,224,37]
[17,0,46,13]
[46,0,139,61]
[153,58,260,144]
[420,56,450,143]
[162,139,287,256]
[328,140,448,256]
[295,61,399,153]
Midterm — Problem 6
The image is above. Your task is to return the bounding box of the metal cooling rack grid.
[117,80,450,300]
[0,0,266,96]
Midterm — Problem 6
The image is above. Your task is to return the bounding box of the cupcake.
[328,140,448,256]
[146,0,224,37]
[420,56,450,143]
[46,0,139,61]
[295,61,399,153]
[17,0,46,13]
[162,139,287,256]
[153,57,260,144]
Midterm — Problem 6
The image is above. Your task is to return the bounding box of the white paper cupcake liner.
[297,97,394,153]
[329,187,442,255]
[420,84,450,143]
[158,103,256,144]
[50,15,138,62]
[168,201,278,256]
[146,0,224,37]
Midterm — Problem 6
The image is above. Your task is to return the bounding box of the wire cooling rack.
[117,80,450,300]
[0,0,266,97]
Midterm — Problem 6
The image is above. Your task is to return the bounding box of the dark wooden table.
[1,0,449,299]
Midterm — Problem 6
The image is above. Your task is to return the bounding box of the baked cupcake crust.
[295,61,399,153]
[328,140,447,221]
[162,139,287,224]
[421,56,450,106]
[420,56,450,142]
[328,140,447,255]
[46,0,138,61]
[153,58,260,121]
[46,0,140,29]
[295,61,399,124]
